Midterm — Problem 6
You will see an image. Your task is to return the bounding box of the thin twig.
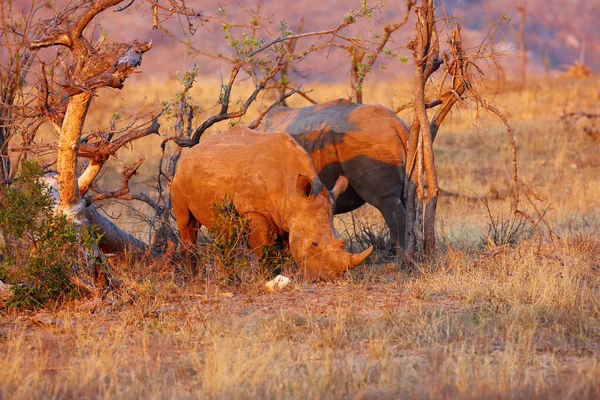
[248,86,301,129]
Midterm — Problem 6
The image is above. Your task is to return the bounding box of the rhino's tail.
[393,117,411,208]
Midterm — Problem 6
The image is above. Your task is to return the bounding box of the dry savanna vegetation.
[1,76,598,399]
[1,0,600,398]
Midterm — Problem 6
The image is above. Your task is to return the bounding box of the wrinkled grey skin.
[258,99,410,251]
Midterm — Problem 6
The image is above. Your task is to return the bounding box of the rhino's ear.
[330,176,349,201]
[297,174,314,199]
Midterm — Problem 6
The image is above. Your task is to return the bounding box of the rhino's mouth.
[288,232,372,281]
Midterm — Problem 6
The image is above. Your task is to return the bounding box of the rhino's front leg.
[244,212,277,256]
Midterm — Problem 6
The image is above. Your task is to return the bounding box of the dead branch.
[82,204,148,253]
[29,0,124,51]
[9,116,160,189]
[85,158,144,205]
[430,27,468,141]
[471,98,519,214]
[78,118,160,163]
[62,41,153,96]
[449,25,556,247]
[186,56,286,145]
[128,193,161,212]
[350,1,416,103]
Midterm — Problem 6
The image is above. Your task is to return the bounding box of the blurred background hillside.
[8,0,599,81]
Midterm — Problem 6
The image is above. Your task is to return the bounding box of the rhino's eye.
[311,242,318,248]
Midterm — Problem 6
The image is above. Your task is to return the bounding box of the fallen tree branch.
[82,204,148,253]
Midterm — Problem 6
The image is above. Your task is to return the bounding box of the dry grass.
[2,75,600,399]
[2,233,599,399]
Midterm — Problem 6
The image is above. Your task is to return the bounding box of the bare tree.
[16,0,205,253]
[404,0,552,260]
[404,0,444,258]
[30,3,145,251]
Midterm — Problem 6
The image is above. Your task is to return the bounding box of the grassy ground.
[1,76,599,399]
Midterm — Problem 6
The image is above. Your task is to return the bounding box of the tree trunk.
[404,0,440,260]
[413,46,439,257]
[57,92,92,219]
[43,173,148,253]
[54,91,148,254]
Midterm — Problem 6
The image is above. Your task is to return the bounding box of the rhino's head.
[286,174,372,280]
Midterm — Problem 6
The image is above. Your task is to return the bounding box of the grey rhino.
[171,126,373,281]
[259,99,409,251]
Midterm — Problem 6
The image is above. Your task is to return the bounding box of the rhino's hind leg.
[369,195,406,254]
[347,186,406,253]
[340,158,406,253]
[177,211,201,275]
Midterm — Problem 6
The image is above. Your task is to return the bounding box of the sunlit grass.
[2,75,600,399]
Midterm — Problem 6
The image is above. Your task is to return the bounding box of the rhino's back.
[172,126,317,227]
[260,99,409,172]
[179,126,314,177]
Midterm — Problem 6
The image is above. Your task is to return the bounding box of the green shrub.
[198,197,291,289]
[0,162,99,309]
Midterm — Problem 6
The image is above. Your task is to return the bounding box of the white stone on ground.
[264,275,291,292]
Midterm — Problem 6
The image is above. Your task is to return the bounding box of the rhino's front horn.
[348,246,373,267]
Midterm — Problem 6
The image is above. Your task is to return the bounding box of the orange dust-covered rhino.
[259,99,410,252]
[171,126,372,281]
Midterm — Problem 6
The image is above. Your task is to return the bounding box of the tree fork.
[27,0,158,255]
